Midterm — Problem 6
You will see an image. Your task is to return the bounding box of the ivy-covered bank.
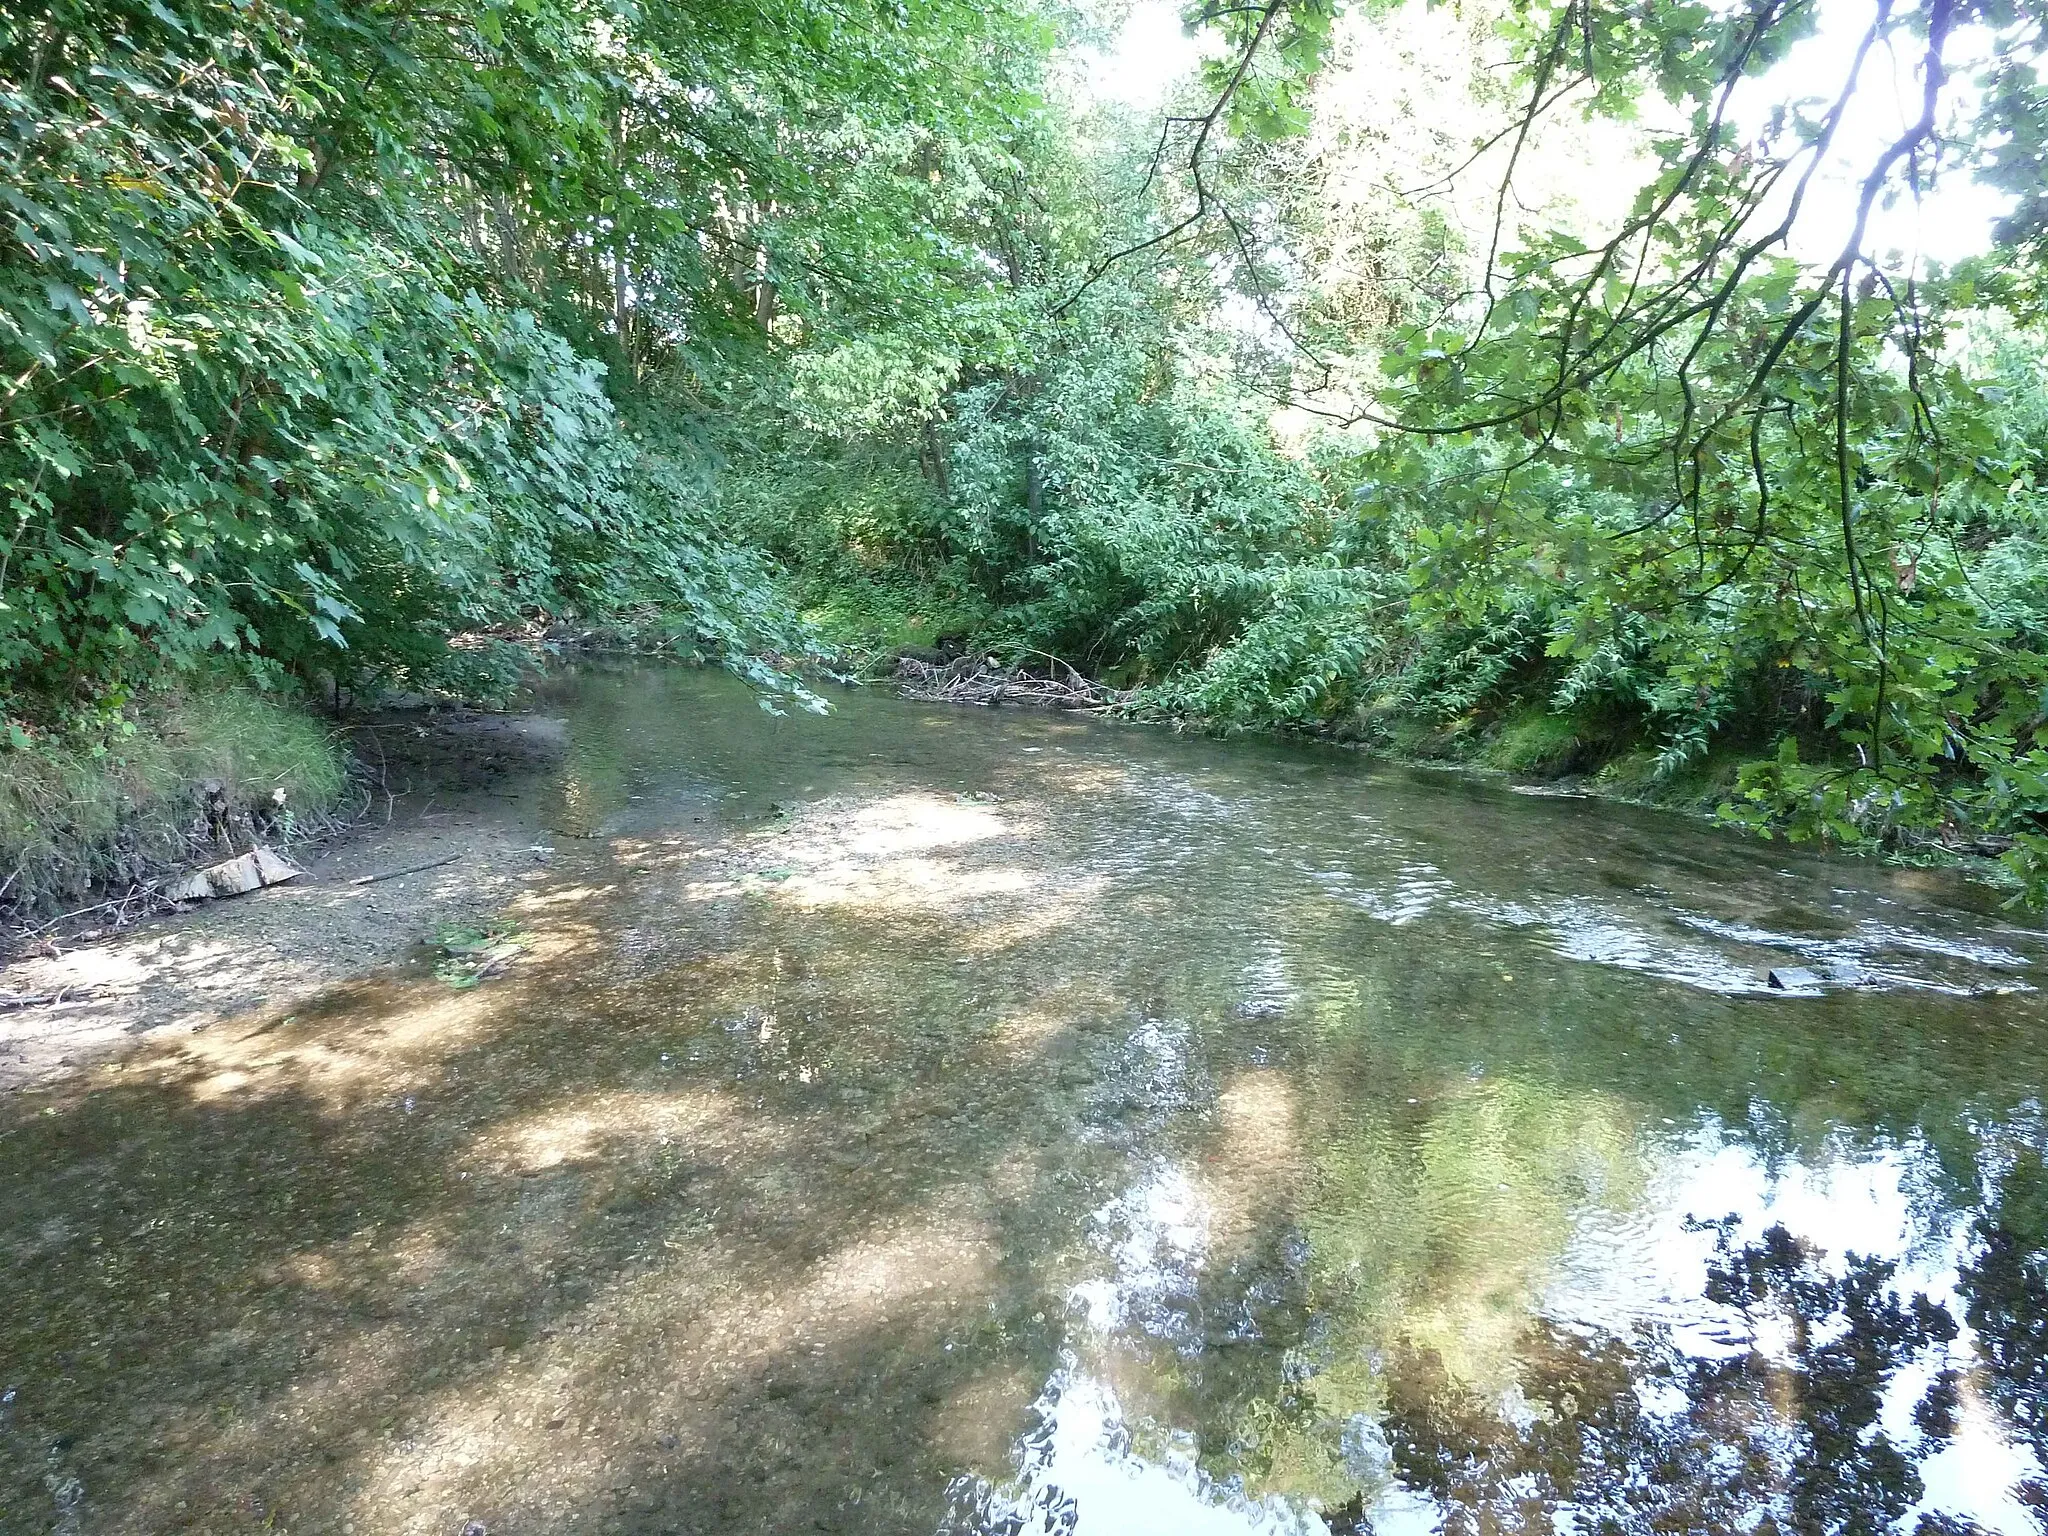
[8,0,2048,916]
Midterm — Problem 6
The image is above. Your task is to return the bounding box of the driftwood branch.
[0,985,103,1012]
[895,656,1126,711]
[349,852,463,887]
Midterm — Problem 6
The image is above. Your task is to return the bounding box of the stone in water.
[1767,966,1823,992]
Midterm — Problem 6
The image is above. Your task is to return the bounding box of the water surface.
[8,663,2048,1535]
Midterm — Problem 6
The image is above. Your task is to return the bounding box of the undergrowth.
[1,689,350,923]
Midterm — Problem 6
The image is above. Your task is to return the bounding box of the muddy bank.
[0,710,567,1092]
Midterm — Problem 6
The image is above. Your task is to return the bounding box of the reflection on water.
[8,662,2048,1533]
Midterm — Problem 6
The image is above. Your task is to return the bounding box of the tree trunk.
[493,195,522,285]
[922,419,950,498]
[612,104,634,378]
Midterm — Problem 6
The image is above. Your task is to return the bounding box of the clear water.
[8,662,2048,1535]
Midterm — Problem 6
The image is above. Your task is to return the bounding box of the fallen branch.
[895,655,1127,711]
[349,852,462,887]
[0,986,102,1011]
[11,890,168,943]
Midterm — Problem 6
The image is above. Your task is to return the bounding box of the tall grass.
[1,690,349,919]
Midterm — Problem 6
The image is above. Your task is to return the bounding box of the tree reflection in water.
[1961,1147,2048,1528]
[1376,1220,2004,1536]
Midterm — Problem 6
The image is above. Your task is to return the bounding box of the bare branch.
[1053,1,1290,316]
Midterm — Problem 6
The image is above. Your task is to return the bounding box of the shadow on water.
[8,662,2048,1534]
[1,884,1124,1532]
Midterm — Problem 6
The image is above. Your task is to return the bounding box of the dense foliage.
[726,0,2048,895]
[0,0,1039,723]
[9,0,2048,894]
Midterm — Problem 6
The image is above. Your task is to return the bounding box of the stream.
[9,661,2048,1534]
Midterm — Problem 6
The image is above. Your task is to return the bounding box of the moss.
[1,688,348,919]
[1482,709,1585,776]
[798,572,990,665]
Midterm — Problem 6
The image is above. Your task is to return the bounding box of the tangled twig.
[894,655,1126,712]
[0,984,103,1011]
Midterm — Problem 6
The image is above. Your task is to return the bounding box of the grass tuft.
[1,688,350,921]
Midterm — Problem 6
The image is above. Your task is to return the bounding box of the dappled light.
[677,792,1054,915]
[473,1087,756,1176]
[954,876,1114,958]
[146,978,528,1115]
[10,670,2048,1534]
[342,1189,1004,1535]
[3,822,557,1090]
[1196,1070,1304,1263]
[14,0,2048,1518]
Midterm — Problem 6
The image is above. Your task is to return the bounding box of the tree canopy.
[8,0,2048,889]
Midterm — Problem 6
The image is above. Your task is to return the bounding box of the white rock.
[164,846,303,902]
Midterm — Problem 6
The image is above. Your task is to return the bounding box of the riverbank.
[0,709,565,1091]
[0,690,356,933]
[1,654,2019,1095]
[6,660,2045,1536]
[880,650,2021,898]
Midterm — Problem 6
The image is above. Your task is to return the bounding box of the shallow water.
[9,664,2048,1534]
